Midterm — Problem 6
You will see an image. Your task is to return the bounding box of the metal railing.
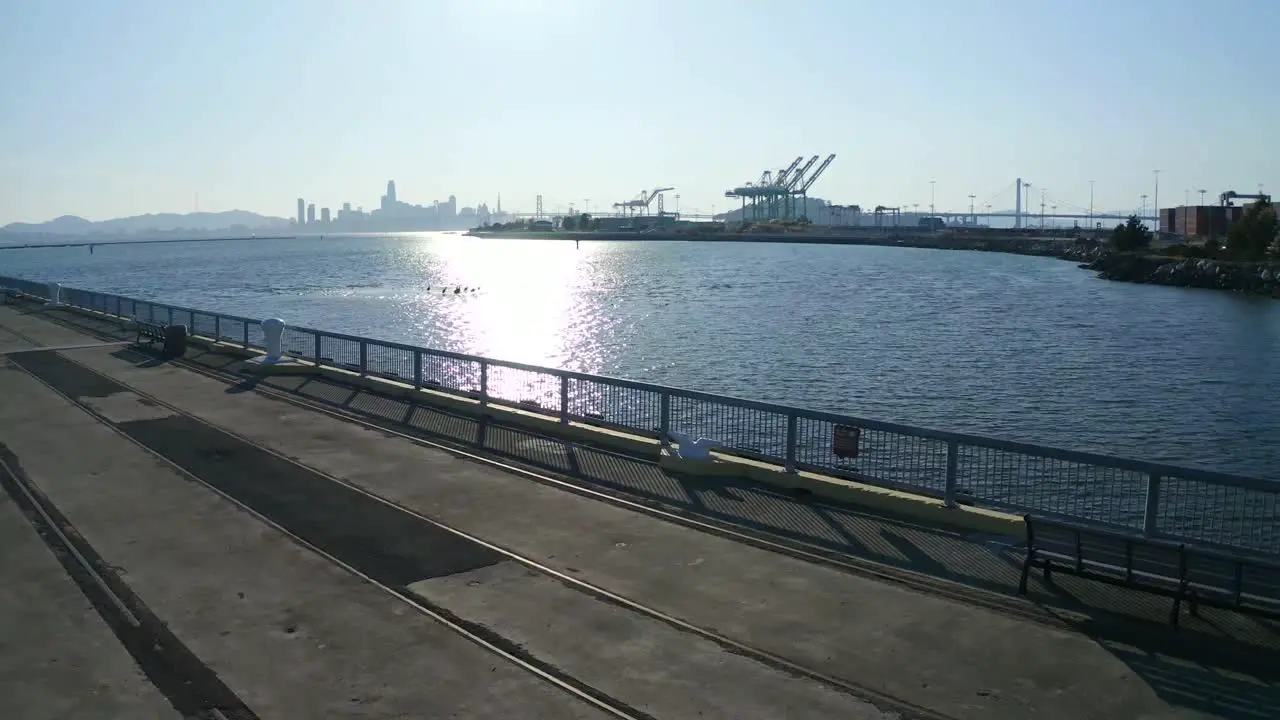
[4,274,1277,555]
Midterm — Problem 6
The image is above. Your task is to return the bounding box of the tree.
[561,215,577,231]
[1225,198,1277,261]
[578,213,593,230]
[1108,215,1152,252]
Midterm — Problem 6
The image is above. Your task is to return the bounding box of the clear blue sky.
[1,0,1276,224]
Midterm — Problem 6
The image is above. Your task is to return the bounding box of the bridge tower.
[1015,178,1023,229]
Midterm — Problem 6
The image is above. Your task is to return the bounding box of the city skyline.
[1,0,1277,226]
[289,179,501,233]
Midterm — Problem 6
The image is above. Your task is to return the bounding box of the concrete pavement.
[2,303,1276,720]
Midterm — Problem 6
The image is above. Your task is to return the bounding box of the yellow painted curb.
[660,449,1023,537]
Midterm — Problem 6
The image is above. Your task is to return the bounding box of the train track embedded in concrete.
[7,345,964,720]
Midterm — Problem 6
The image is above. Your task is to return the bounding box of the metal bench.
[134,319,168,346]
[1182,543,1280,620]
[1019,514,1280,625]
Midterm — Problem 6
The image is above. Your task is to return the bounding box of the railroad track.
[0,444,258,720]
[4,342,969,720]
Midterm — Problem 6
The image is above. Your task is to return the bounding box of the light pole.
[985,203,992,227]
[584,199,590,215]
[929,180,937,217]
[968,194,976,225]
[1153,169,1161,220]
[1051,205,1057,229]
[674,193,680,217]
[1198,189,1207,206]
[1141,194,1148,217]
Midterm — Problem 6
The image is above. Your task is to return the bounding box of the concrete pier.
[2,302,1276,720]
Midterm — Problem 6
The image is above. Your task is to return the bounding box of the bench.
[1018,514,1280,626]
[134,319,168,346]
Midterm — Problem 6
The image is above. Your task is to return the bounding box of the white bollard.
[44,282,62,307]
[261,318,285,363]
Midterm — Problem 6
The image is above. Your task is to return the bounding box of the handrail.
[4,273,1276,555]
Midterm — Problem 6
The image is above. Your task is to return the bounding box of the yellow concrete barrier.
[658,449,1023,536]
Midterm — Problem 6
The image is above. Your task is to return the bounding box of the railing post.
[659,392,671,442]
[242,321,249,348]
[115,296,122,317]
[559,375,569,424]
[359,340,368,375]
[214,315,221,342]
[167,307,174,325]
[785,413,798,473]
[314,333,322,362]
[944,440,960,508]
[479,360,489,406]
[1142,473,1162,537]
[413,350,423,389]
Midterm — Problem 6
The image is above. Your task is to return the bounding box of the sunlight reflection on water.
[8,231,1280,475]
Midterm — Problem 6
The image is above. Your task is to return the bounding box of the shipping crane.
[1220,190,1271,206]
[767,156,805,219]
[613,186,676,217]
[792,154,835,221]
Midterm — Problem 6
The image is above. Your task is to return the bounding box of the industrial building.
[1159,189,1270,238]
[1159,205,1243,238]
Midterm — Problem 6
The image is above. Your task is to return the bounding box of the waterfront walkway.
[1,303,1276,720]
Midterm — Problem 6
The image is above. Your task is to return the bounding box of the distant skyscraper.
[297,198,305,225]
[386,180,397,205]
[306,203,316,225]
[320,207,331,224]
[342,202,351,213]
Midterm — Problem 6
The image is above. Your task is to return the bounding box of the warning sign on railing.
[833,424,862,459]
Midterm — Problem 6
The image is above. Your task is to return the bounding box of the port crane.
[795,154,836,220]
[766,156,805,219]
[723,153,836,222]
[1220,190,1271,206]
[613,187,675,217]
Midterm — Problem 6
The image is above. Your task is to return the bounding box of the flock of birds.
[426,286,479,295]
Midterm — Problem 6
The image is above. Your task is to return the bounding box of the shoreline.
[468,229,1280,298]
[466,227,1083,256]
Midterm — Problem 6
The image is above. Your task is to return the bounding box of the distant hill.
[1,210,291,236]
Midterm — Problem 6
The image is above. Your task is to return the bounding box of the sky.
[1,0,1277,225]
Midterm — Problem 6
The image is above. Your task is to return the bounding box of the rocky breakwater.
[1086,252,1280,297]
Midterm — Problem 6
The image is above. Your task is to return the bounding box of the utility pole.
[967,194,976,225]
[1152,169,1161,220]
[1088,180,1095,227]
[929,180,937,217]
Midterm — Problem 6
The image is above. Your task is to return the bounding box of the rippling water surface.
[7,233,1279,476]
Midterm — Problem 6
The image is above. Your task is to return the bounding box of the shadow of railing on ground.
[18,302,1280,714]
